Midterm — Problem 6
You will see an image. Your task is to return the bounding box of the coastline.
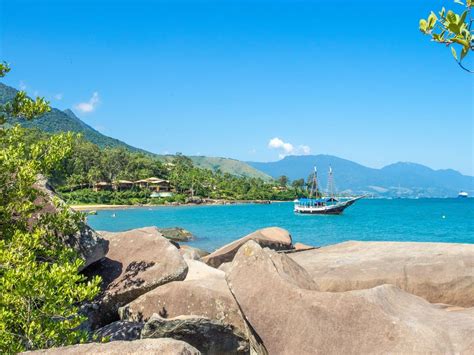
[71,199,284,211]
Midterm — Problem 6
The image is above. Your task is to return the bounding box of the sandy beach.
[70,200,278,211]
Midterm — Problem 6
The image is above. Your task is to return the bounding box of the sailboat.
[294,166,363,215]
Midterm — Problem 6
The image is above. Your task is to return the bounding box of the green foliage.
[0,65,50,124]
[0,62,11,77]
[278,175,289,187]
[420,0,473,72]
[0,65,101,352]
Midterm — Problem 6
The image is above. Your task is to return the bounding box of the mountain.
[248,155,474,198]
[0,83,270,180]
[0,83,147,152]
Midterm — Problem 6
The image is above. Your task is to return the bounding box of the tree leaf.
[459,10,468,25]
[419,19,428,32]
[451,46,458,61]
[428,12,438,29]
[446,10,457,24]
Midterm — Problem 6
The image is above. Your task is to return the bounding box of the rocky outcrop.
[24,339,200,354]
[32,176,108,270]
[290,240,474,307]
[84,226,188,327]
[179,245,209,260]
[202,227,292,267]
[158,227,194,242]
[141,314,249,354]
[94,321,143,341]
[226,241,474,354]
[119,260,247,337]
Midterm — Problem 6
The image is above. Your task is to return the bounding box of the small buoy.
[112,213,116,218]
[442,215,446,219]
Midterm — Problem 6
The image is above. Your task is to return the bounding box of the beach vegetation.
[0,63,101,353]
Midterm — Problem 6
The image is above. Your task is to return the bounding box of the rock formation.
[290,240,474,307]
[227,241,474,354]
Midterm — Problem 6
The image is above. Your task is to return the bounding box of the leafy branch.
[419,0,473,73]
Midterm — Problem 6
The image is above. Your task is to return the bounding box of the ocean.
[86,198,474,252]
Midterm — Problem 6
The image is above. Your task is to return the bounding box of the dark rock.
[141,314,249,355]
[94,321,143,341]
[158,227,194,242]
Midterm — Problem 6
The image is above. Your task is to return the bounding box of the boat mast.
[327,166,335,199]
[310,166,320,198]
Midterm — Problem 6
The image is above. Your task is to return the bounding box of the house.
[114,180,134,191]
[93,181,113,192]
[135,177,172,192]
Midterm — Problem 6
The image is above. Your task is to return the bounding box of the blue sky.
[1,0,473,174]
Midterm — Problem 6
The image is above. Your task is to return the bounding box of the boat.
[294,166,363,215]
[458,191,469,198]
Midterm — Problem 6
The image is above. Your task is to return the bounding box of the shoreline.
[71,199,287,211]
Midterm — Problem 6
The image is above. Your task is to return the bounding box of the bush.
[0,76,101,353]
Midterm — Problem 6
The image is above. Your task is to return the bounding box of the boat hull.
[294,197,362,215]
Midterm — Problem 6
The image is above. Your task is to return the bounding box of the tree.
[292,178,305,189]
[278,175,288,187]
[419,0,473,73]
[0,62,100,352]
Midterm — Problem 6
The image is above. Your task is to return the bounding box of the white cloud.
[74,92,100,113]
[53,93,63,100]
[299,145,311,155]
[268,137,311,158]
[19,81,27,90]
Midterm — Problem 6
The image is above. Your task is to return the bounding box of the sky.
[1,0,473,174]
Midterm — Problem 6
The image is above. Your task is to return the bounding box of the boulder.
[183,259,225,281]
[218,262,232,273]
[119,260,247,338]
[94,321,143,341]
[32,176,108,270]
[290,241,474,307]
[141,314,249,354]
[179,245,209,260]
[84,226,188,327]
[23,338,200,354]
[226,241,474,354]
[158,227,194,242]
[202,227,292,267]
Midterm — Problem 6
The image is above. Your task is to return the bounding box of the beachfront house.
[114,180,134,191]
[135,177,173,192]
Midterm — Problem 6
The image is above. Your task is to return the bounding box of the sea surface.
[86,198,474,252]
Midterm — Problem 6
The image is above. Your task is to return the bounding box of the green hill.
[1,83,271,180]
[0,83,146,152]
[186,156,271,180]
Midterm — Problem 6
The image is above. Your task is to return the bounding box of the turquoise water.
[86,199,474,252]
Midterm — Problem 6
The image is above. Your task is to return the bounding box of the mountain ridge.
[248,155,473,198]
